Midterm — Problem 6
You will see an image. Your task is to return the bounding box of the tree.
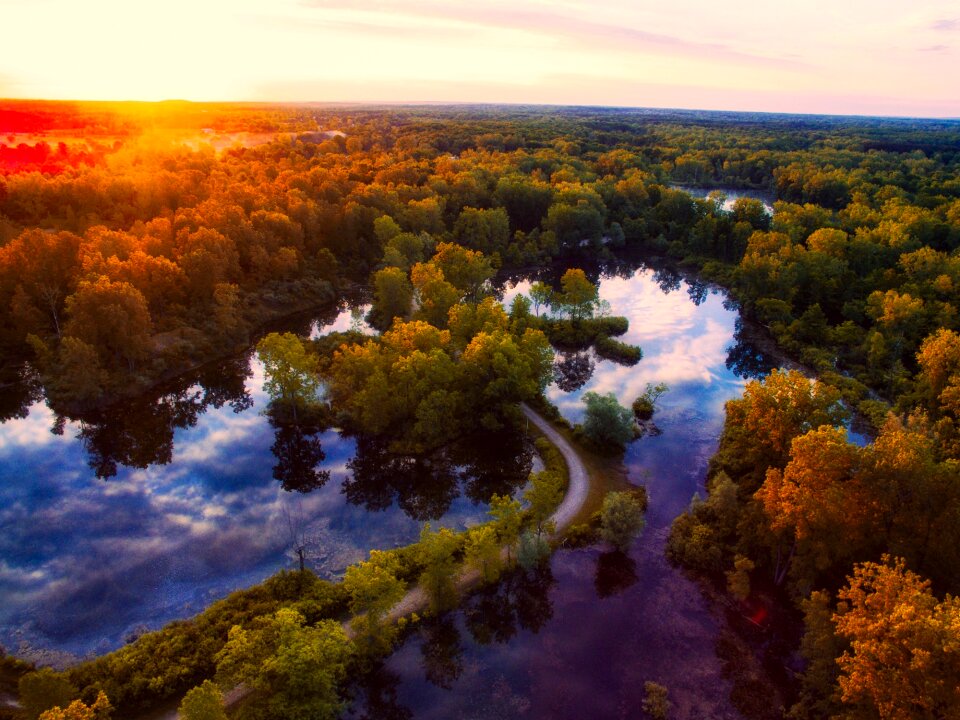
[726,554,755,600]
[517,529,551,570]
[833,556,960,720]
[256,332,320,421]
[524,469,564,537]
[559,268,598,320]
[429,242,495,302]
[369,266,413,330]
[37,692,112,720]
[63,276,153,371]
[633,382,669,421]
[452,207,510,256]
[599,491,646,551]
[464,524,502,583]
[581,391,635,450]
[713,369,847,491]
[18,668,78,720]
[215,609,353,720]
[178,681,227,720]
[343,550,406,652]
[641,682,671,720]
[416,524,460,612]
[756,425,867,588]
[529,281,553,317]
[488,493,523,559]
[410,262,459,328]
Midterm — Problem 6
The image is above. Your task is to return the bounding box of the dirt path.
[151,404,590,719]
[520,403,589,533]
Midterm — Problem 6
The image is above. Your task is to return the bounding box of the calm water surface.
[0,303,533,662]
[348,262,777,720]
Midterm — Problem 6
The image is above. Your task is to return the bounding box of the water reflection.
[358,260,763,719]
[593,550,639,599]
[0,363,42,422]
[270,419,330,493]
[420,618,465,690]
[343,426,533,522]
[464,567,556,646]
[552,351,595,392]
[725,318,779,380]
[0,301,508,660]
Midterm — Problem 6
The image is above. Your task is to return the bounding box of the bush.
[581,391,635,450]
[599,491,646,550]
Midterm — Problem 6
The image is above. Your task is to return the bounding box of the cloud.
[296,0,804,68]
[931,18,959,31]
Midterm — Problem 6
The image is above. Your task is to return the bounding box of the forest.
[2,99,960,719]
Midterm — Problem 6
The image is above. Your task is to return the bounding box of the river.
[346,258,779,720]
[2,254,781,717]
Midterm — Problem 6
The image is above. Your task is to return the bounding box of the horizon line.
[2,97,959,123]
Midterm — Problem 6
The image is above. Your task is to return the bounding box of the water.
[349,261,779,720]
[0,303,533,662]
[670,185,775,214]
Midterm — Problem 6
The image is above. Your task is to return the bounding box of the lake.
[0,302,535,662]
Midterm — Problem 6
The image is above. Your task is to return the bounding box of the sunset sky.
[1,0,958,116]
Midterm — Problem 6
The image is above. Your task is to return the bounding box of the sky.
[1,0,958,117]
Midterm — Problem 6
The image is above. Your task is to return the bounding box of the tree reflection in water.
[419,617,465,690]
[464,566,555,646]
[347,664,414,720]
[0,363,42,422]
[552,351,595,392]
[66,355,254,479]
[724,318,778,380]
[270,419,330,493]
[594,550,639,598]
[343,423,533,522]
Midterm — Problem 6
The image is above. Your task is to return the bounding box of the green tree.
[529,281,554,317]
[369,266,413,330]
[215,609,353,720]
[581,391,635,450]
[343,550,406,652]
[178,681,226,720]
[18,668,78,720]
[488,493,523,559]
[524,469,564,537]
[559,268,598,320]
[599,491,646,551]
[633,382,669,421]
[464,524,502,583]
[517,529,551,570]
[416,524,460,612]
[256,332,320,422]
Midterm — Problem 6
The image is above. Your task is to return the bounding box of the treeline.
[2,103,956,416]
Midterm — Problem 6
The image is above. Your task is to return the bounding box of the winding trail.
[521,403,589,533]
[152,404,590,719]
[380,403,590,625]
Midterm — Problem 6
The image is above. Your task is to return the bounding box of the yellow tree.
[834,557,960,720]
[756,425,868,588]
